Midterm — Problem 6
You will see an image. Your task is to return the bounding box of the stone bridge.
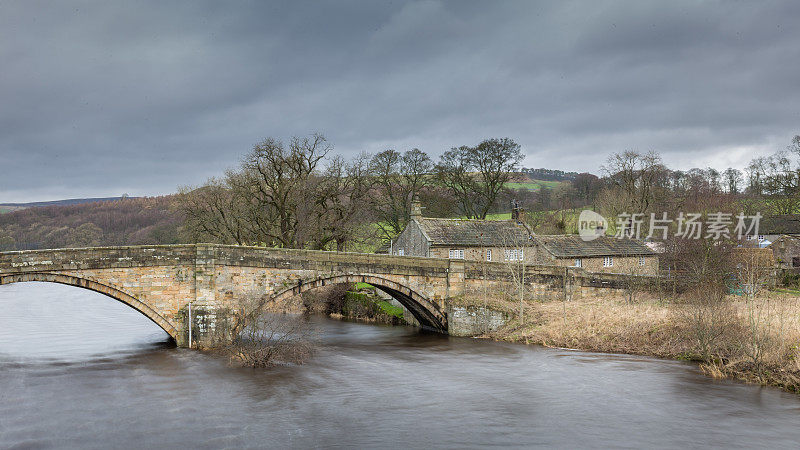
[0,244,644,346]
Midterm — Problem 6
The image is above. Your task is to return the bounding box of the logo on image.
[578,210,608,242]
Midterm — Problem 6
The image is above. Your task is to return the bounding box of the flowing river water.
[1,282,800,449]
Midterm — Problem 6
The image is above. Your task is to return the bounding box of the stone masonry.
[0,244,655,346]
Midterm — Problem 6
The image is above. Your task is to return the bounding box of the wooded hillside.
[0,196,182,251]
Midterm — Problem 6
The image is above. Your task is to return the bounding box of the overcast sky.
[2,1,799,202]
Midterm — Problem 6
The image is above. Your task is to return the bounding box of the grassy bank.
[478,291,800,393]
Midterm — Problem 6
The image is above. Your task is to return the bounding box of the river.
[1,282,799,449]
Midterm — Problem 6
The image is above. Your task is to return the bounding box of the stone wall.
[771,235,800,270]
[428,245,537,263]
[551,255,659,276]
[446,305,508,336]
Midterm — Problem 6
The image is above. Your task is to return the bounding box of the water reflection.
[1,282,799,449]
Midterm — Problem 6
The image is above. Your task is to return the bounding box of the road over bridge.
[0,244,639,346]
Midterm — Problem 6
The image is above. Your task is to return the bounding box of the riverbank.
[301,283,409,327]
[293,282,800,392]
[477,291,800,393]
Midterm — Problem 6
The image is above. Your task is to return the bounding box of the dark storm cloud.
[2,0,799,201]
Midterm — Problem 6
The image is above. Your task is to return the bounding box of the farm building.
[529,235,658,275]
[392,202,534,262]
[392,201,657,275]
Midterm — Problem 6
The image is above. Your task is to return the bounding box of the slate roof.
[760,214,800,235]
[534,235,654,258]
[769,234,800,245]
[415,218,532,247]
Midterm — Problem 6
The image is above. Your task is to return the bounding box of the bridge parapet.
[211,244,452,276]
[0,245,197,273]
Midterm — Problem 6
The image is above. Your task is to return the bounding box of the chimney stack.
[511,199,520,222]
[411,198,422,221]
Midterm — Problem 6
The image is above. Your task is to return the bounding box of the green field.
[504,180,564,191]
[0,206,26,214]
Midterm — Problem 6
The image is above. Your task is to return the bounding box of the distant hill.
[0,196,181,251]
[0,196,134,212]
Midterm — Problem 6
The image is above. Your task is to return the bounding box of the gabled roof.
[534,235,654,258]
[760,214,800,235]
[415,217,531,247]
[768,234,800,245]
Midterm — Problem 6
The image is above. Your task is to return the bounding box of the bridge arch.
[271,274,447,332]
[0,272,178,340]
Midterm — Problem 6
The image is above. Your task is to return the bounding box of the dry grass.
[484,291,800,393]
[493,293,688,357]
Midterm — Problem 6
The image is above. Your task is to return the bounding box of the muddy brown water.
[1,282,800,449]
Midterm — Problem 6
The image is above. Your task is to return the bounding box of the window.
[574,258,582,268]
[638,256,645,266]
[504,249,524,261]
[603,256,613,267]
[448,249,464,259]
[397,249,404,256]
[486,249,492,261]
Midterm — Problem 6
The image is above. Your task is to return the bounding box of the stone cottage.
[769,235,800,271]
[392,201,657,274]
[392,202,534,262]
[529,235,658,275]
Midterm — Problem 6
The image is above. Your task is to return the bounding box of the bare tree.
[213,292,316,368]
[597,150,670,237]
[760,152,800,214]
[436,138,522,219]
[369,148,432,240]
[243,134,330,248]
[436,146,478,217]
[723,168,743,194]
[601,150,669,216]
[176,133,378,251]
[745,135,800,214]
[571,172,603,206]
[665,236,737,362]
[706,167,721,194]
[314,153,375,251]
[500,228,528,323]
[178,178,249,245]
